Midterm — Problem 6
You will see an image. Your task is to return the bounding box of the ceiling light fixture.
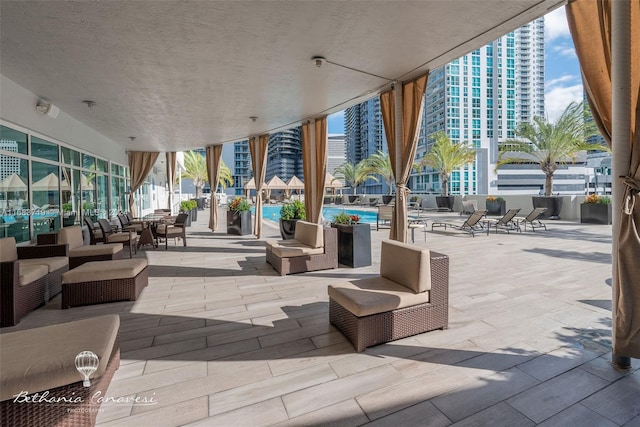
[249,116,258,122]
[312,56,326,67]
[129,137,136,142]
[310,55,393,81]
[82,100,96,108]
[35,99,59,118]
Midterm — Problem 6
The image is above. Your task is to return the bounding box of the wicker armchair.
[57,226,123,269]
[97,219,138,258]
[155,213,188,249]
[329,239,449,352]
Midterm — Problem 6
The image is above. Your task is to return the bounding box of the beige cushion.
[106,232,136,243]
[0,237,18,262]
[380,240,431,293]
[69,243,123,258]
[18,256,68,272]
[0,314,119,402]
[17,263,49,286]
[271,243,324,258]
[328,277,430,317]
[293,221,323,248]
[62,258,147,284]
[156,224,183,236]
[57,226,84,250]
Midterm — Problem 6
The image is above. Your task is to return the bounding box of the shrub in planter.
[486,196,506,216]
[331,212,371,267]
[279,200,306,239]
[580,194,612,224]
[227,197,252,235]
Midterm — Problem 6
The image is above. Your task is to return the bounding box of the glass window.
[96,158,108,173]
[31,136,59,162]
[31,161,61,237]
[0,125,28,155]
[61,167,80,227]
[61,146,80,166]
[0,155,29,243]
[111,163,119,175]
[82,153,96,170]
[81,171,97,222]
[95,174,108,220]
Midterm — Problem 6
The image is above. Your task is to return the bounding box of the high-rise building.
[265,128,303,182]
[327,134,346,176]
[232,140,251,195]
[345,18,559,195]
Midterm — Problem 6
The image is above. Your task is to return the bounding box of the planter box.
[436,196,454,212]
[532,196,563,220]
[279,219,299,240]
[580,203,612,224]
[331,223,372,268]
[227,211,252,235]
[486,200,506,216]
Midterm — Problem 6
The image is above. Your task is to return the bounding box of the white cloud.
[545,7,571,42]
[547,74,578,88]
[551,43,577,59]
[545,83,583,121]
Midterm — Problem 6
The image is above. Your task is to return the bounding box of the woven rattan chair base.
[0,261,48,327]
[266,227,338,276]
[62,267,148,309]
[0,342,120,427]
[47,265,69,301]
[329,252,449,352]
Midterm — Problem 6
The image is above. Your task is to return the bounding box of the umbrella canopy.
[243,177,255,190]
[286,175,304,190]
[80,174,94,191]
[32,173,70,191]
[266,175,287,189]
[0,173,27,192]
[325,173,343,188]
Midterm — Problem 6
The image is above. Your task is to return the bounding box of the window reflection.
[0,155,29,243]
[61,167,80,226]
[31,161,60,238]
[81,171,96,222]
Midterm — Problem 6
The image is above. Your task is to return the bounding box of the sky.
[327,7,582,134]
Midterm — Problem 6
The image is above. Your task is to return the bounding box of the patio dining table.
[134,213,172,250]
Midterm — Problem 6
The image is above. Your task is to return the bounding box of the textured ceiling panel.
[0,0,563,151]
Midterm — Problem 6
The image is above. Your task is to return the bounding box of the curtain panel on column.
[205,145,222,231]
[301,118,328,223]
[127,151,159,217]
[380,74,428,242]
[567,0,640,358]
[249,135,269,238]
[166,152,177,212]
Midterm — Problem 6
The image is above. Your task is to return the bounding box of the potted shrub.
[279,200,306,240]
[485,196,506,216]
[331,212,371,268]
[227,197,252,235]
[180,200,193,226]
[580,194,612,224]
[62,202,76,226]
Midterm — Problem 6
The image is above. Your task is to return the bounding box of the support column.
[309,120,318,222]
[611,0,632,370]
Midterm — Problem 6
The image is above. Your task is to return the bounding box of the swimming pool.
[256,205,377,224]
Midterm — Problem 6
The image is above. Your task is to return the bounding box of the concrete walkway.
[5,208,638,426]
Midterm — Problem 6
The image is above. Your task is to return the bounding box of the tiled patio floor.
[5,208,639,426]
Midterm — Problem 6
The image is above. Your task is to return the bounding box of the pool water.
[255,205,377,224]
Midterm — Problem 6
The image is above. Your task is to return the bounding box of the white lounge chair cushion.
[68,243,123,258]
[293,221,323,248]
[380,240,431,293]
[105,232,136,243]
[18,256,69,272]
[62,258,147,284]
[0,314,119,402]
[57,225,84,250]
[0,237,18,262]
[17,263,49,286]
[328,277,430,317]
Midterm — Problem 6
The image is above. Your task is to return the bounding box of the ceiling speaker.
[36,100,59,118]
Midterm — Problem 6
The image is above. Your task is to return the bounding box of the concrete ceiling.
[0,0,563,152]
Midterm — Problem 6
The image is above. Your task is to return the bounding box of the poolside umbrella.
[0,173,27,208]
[243,177,256,199]
[286,175,304,200]
[80,174,94,191]
[32,173,70,191]
[325,173,343,188]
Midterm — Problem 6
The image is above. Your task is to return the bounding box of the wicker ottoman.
[61,258,148,309]
[0,315,120,427]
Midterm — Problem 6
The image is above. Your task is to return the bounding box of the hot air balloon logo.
[75,351,99,387]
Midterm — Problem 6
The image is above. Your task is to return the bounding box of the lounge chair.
[343,195,363,206]
[98,219,138,257]
[516,207,548,231]
[431,210,487,237]
[329,239,449,352]
[84,217,105,245]
[485,208,521,234]
[377,205,394,230]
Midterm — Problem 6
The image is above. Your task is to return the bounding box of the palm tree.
[182,150,234,196]
[419,131,476,196]
[365,151,395,195]
[497,101,602,196]
[334,160,378,195]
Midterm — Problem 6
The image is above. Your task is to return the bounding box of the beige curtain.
[301,117,328,223]
[567,0,640,358]
[205,145,222,231]
[166,152,177,212]
[249,135,269,238]
[380,74,428,242]
[127,151,160,217]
